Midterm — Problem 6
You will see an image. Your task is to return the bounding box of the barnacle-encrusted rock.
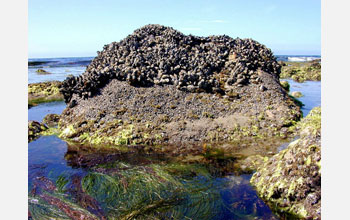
[58,24,302,147]
[250,107,321,219]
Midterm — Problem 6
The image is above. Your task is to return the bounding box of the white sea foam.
[287,57,320,62]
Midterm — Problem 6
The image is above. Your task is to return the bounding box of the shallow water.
[28,57,92,83]
[28,101,279,219]
[286,79,321,116]
[28,101,66,122]
[28,66,86,84]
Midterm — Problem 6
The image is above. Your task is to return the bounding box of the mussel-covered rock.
[58,24,302,147]
[28,121,48,142]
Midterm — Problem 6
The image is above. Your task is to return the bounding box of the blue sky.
[29,0,320,58]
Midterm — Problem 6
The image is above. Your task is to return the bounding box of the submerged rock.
[58,24,301,147]
[250,107,321,219]
[28,121,48,142]
[291,91,303,98]
[28,81,64,108]
[36,69,51,75]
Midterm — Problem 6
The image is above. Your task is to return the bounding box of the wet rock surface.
[36,69,52,75]
[291,91,303,98]
[28,121,48,142]
[28,81,64,108]
[42,114,60,127]
[58,24,301,147]
[280,59,321,82]
[250,107,321,219]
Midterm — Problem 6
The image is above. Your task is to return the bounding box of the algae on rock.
[280,60,321,82]
[28,81,64,108]
[250,107,321,219]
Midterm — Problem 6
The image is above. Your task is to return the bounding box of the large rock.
[58,24,301,147]
[250,107,321,219]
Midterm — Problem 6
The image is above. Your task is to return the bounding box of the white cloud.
[211,20,227,23]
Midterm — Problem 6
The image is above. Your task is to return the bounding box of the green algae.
[28,81,64,107]
[280,80,290,92]
[280,61,321,82]
[250,107,321,219]
[30,160,227,219]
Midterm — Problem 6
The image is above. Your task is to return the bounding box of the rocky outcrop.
[28,81,64,108]
[58,24,301,147]
[60,24,281,103]
[250,107,321,219]
[280,59,321,82]
[28,121,48,142]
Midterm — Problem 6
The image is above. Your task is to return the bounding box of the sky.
[28,0,321,58]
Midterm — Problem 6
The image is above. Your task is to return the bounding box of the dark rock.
[259,85,267,91]
[28,121,48,142]
[60,24,282,103]
[69,100,77,108]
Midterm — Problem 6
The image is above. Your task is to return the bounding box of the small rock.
[36,69,51,75]
[259,85,267,91]
[291,91,303,98]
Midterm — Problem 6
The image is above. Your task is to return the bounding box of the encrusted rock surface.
[42,114,60,127]
[28,81,63,108]
[250,107,321,219]
[280,59,321,82]
[58,24,301,147]
[28,121,48,142]
[60,24,282,103]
